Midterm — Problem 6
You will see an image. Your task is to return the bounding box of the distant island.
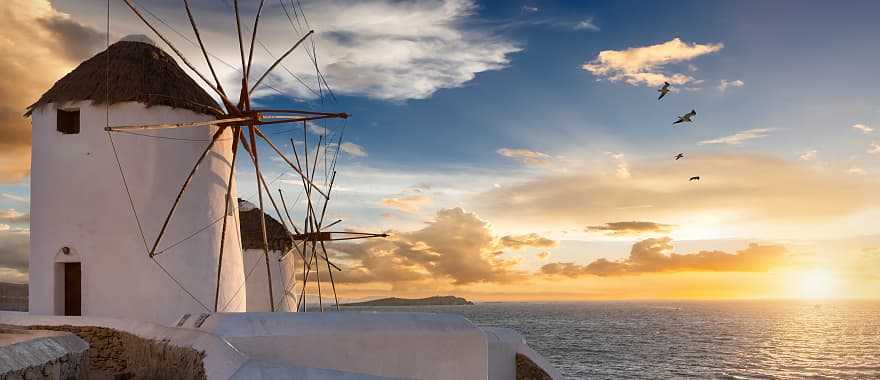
[342,296,474,307]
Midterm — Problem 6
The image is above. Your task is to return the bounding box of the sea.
[342,300,880,379]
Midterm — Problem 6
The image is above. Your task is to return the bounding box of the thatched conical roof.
[26,39,222,116]
[238,199,293,252]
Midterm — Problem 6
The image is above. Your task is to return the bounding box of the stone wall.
[27,325,206,380]
[0,327,89,379]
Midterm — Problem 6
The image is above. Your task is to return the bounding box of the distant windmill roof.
[238,199,293,252]
[26,38,222,117]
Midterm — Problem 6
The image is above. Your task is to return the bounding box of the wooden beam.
[252,126,329,199]
[245,0,265,81]
[249,30,314,94]
[214,126,240,311]
[242,125,275,311]
[105,116,252,132]
[149,126,227,257]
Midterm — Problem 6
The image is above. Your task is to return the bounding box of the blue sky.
[2,0,880,298]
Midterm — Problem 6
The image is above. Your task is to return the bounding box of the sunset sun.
[796,269,836,299]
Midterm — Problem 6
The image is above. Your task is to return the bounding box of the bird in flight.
[674,153,685,160]
[658,82,670,100]
[689,176,700,181]
[673,110,696,125]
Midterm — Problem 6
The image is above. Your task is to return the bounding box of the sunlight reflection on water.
[344,300,880,379]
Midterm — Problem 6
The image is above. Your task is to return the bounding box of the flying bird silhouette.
[674,153,685,160]
[658,82,670,100]
[689,176,700,181]
[673,110,696,125]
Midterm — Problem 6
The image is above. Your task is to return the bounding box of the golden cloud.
[498,233,557,250]
[329,208,527,285]
[586,221,675,236]
[541,237,788,277]
[0,0,104,183]
[582,38,723,86]
[380,194,432,213]
[497,148,551,165]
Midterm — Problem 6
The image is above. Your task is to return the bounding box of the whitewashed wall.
[29,101,246,324]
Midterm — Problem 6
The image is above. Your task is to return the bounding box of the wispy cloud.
[852,124,874,134]
[586,221,676,236]
[498,233,557,250]
[0,193,29,204]
[0,209,28,224]
[497,148,551,165]
[718,79,744,92]
[582,38,724,87]
[799,150,817,161]
[869,141,880,155]
[848,166,867,175]
[572,18,599,31]
[340,142,368,157]
[381,194,432,213]
[699,128,773,145]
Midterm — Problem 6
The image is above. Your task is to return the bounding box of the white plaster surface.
[484,327,563,380]
[201,312,490,380]
[29,101,246,325]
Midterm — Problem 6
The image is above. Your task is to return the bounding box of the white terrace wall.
[29,101,246,325]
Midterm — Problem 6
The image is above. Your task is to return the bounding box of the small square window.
[57,109,80,134]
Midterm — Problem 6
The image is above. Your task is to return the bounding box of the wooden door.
[64,263,81,316]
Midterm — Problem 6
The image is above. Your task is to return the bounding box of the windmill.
[104,0,387,312]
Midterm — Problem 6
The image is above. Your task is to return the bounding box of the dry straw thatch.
[238,199,293,252]
[26,40,222,117]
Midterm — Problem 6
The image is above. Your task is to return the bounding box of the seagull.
[673,110,697,125]
[674,153,685,160]
[658,82,670,100]
[689,176,700,181]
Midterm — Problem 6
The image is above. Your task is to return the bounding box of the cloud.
[606,152,630,179]
[869,141,880,155]
[852,124,874,134]
[497,148,550,165]
[699,128,773,145]
[381,194,432,213]
[0,210,29,224]
[498,233,556,250]
[0,0,105,183]
[521,5,539,13]
[582,38,723,87]
[572,18,599,31]
[536,251,550,260]
[541,237,788,277]
[0,194,29,204]
[848,166,867,175]
[330,208,526,285]
[718,79,744,92]
[799,150,817,161]
[472,153,880,227]
[0,229,29,283]
[586,221,676,236]
[339,142,367,157]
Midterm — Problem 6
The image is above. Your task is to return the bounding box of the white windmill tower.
[26,35,247,324]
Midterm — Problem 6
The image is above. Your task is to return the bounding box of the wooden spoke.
[249,30,314,94]
[214,126,240,311]
[253,127,329,199]
[149,126,228,257]
[245,0,266,81]
[105,116,253,132]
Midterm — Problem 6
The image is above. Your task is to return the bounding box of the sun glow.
[795,269,836,299]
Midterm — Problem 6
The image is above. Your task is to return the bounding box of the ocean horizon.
[343,300,880,379]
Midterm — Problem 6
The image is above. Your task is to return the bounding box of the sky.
[1,0,880,301]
